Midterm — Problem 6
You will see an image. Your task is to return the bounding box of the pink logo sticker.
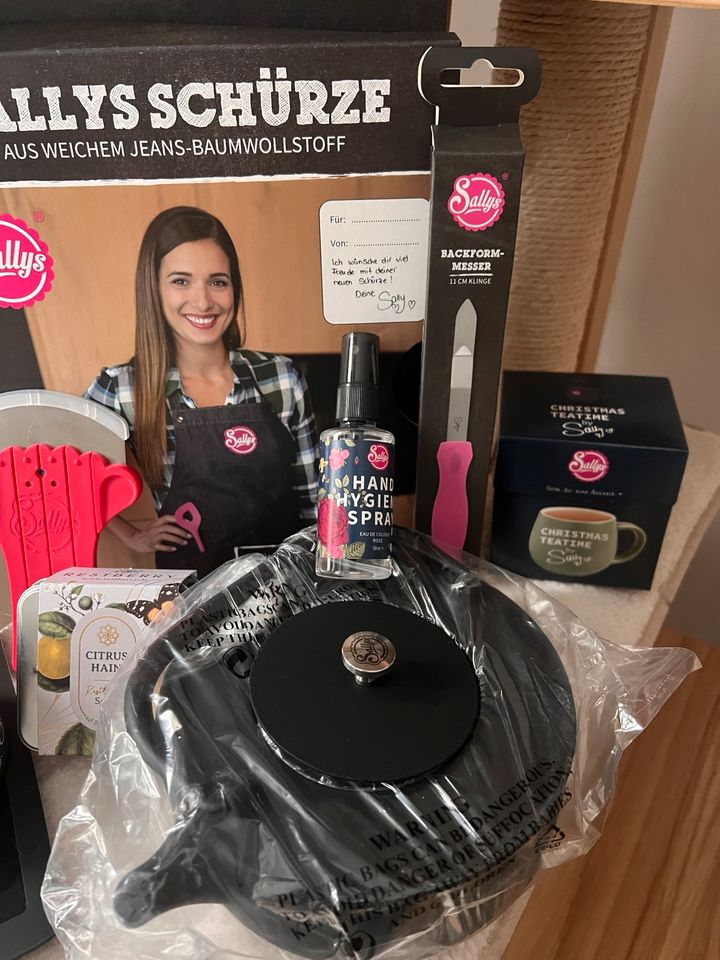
[568,450,609,483]
[447,173,505,232]
[368,443,390,471]
[0,214,54,309]
[224,426,258,455]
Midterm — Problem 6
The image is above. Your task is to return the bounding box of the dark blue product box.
[491,371,688,589]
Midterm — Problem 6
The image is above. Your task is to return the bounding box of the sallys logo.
[10,495,73,552]
[447,172,505,232]
[224,426,258,455]
[367,443,389,471]
[0,214,54,308]
[349,632,390,666]
[568,450,609,483]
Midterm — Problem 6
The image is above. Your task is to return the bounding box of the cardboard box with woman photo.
[0,23,456,573]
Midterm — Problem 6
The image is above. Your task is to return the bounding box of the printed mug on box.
[529,506,646,577]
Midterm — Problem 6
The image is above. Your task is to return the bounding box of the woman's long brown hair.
[133,206,243,491]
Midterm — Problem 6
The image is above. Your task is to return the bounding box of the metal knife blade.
[446,298,477,441]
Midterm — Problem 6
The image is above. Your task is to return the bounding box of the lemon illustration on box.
[35,568,194,755]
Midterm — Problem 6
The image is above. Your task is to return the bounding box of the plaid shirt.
[84,349,318,519]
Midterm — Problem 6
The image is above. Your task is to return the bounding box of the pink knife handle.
[431,441,474,551]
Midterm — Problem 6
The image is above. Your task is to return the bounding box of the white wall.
[449,0,500,46]
[596,9,720,645]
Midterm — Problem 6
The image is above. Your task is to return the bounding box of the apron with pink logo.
[157,389,300,576]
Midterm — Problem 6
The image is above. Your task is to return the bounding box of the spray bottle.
[316,332,395,580]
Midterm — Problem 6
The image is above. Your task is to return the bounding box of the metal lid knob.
[341,631,396,685]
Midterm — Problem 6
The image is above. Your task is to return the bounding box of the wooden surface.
[579,6,673,370]
[0,176,426,397]
[504,627,720,960]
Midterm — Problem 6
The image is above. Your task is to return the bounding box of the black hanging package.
[414,49,541,553]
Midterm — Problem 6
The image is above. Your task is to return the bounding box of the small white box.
[34,567,194,755]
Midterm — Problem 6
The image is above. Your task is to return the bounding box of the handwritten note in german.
[320,198,429,324]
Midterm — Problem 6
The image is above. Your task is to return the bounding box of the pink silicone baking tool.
[0,444,142,669]
[174,501,206,553]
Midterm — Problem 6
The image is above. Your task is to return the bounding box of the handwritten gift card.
[320,198,429,324]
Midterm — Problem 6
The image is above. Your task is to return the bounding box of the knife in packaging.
[431,298,476,551]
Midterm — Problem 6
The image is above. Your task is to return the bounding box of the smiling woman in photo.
[84,205,318,575]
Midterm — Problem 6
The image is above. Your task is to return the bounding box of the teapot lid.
[250,601,480,786]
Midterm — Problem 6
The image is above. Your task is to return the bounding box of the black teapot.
[0,711,6,785]
[115,529,576,959]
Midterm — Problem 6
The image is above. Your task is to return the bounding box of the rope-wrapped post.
[496,0,653,370]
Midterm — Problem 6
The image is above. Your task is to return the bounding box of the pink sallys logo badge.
[0,214,54,309]
[368,444,389,471]
[224,426,258,455]
[568,450,609,483]
[447,172,505,232]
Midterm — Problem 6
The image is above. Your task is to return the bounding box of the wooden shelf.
[596,0,720,9]
[504,627,720,960]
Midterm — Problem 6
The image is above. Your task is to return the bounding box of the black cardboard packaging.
[0,2,449,32]
[491,372,688,589]
[0,24,455,182]
[414,48,541,554]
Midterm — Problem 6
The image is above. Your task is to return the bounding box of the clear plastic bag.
[42,527,699,960]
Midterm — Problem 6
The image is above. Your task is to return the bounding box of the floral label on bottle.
[318,438,394,560]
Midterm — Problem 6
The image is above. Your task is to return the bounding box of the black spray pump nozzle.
[336,332,380,424]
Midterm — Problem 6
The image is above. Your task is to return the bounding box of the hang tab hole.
[440,60,524,89]
[36,468,45,477]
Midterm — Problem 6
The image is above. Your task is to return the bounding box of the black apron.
[156,379,301,577]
